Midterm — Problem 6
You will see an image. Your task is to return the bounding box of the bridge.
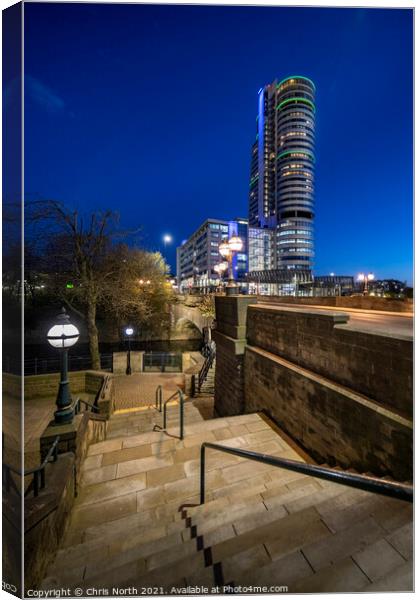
[170,294,214,339]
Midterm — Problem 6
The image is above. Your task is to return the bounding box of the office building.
[177,218,248,293]
[248,75,316,290]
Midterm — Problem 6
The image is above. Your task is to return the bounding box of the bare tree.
[26,200,171,369]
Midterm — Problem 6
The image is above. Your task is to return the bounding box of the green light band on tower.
[276,75,316,90]
[276,97,315,111]
[277,150,315,161]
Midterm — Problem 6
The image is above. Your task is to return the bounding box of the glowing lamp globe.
[47,308,79,349]
[357,273,365,281]
[219,242,230,258]
[125,327,134,336]
[228,236,243,253]
[367,273,375,281]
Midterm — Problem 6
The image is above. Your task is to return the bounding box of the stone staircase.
[41,399,413,594]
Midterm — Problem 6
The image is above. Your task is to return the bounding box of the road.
[270,303,414,340]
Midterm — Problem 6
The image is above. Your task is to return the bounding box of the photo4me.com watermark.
[24,584,289,596]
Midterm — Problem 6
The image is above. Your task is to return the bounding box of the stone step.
[360,560,413,592]
[42,410,412,593]
[290,556,370,592]
[186,505,332,587]
[51,503,330,591]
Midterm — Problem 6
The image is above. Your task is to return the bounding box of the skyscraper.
[248,76,315,290]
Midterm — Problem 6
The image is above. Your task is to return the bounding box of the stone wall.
[256,295,413,313]
[244,347,412,480]
[9,370,107,403]
[213,297,413,480]
[246,305,412,418]
[23,413,107,591]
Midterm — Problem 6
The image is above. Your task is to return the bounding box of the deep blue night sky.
[23,4,413,282]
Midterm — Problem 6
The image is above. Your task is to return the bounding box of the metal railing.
[143,352,182,373]
[199,442,413,505]
[3,353,113,376]
[155,385,163,413]
[3,436,60,498]
[74,397,99,415]
[154,387,185,440]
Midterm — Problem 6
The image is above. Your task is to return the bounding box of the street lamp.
[125,327,134,375]
[163,234,172,250]
[358,272,375,296]
[47,307,80,425]
[219,237,243,296]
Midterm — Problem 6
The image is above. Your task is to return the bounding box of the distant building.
[367,279,406,297]
[177,218,248,293]
[247,75,316,293]
[313,275,354,296]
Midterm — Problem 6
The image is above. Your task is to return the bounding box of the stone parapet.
[256,295,413,313]
[247,304,412,418]
[215,295,254,339]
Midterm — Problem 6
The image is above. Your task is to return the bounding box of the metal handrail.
[154,388,185,440]
[199,442,413,505]
[155,385,163,412]
[74,397,99,415]
[3,436,60,498]
[198,350,215,391]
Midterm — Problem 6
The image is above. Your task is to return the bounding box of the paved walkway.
[113,373,185,412]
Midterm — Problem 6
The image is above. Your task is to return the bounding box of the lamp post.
[358,272,374,296]
[47,308,80,425]
[214,261,228,292]
[219,236,243,296]
[125,327,134,375]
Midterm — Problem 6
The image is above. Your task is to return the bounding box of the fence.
[4,351,183,375]
[143,352,183,373]
[3,354,113,376]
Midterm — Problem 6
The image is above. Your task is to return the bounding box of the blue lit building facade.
[177,218,248,293]
[248,76,315,292]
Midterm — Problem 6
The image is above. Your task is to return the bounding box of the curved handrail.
[155,385,163,412]
[154,387,185,440]
[199,442,413,505]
